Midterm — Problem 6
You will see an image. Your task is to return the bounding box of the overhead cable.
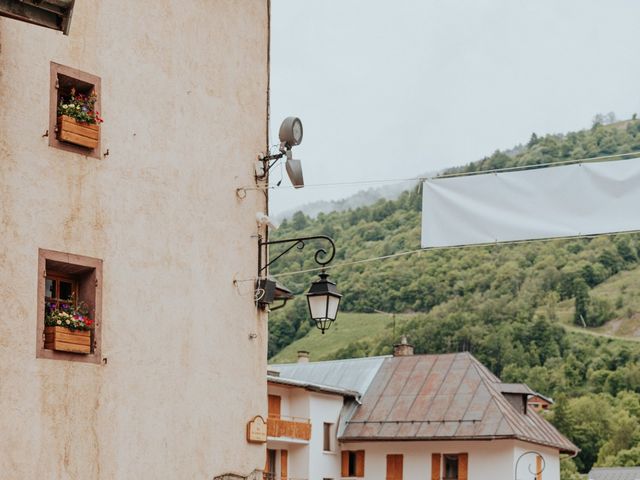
[238,150,640,193]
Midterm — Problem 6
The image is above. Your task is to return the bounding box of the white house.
[268,340,577,480]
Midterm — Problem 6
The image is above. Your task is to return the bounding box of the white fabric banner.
[421,159,640,248]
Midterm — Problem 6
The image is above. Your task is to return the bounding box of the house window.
[443,455,458,479]
[49,62,102,158]
[36,249,103,364]
[433,453,468,480]
[341,450,365,477]
[323,422,333,451]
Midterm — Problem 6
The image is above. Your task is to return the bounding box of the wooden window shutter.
[386,454,403,480]
[355,450,365,477]
[342,451,350,477]
[459,453,468,480]
[431,453,441,480]
[268,395,281,419]
[281,450,288,480]
[536,455,543,480]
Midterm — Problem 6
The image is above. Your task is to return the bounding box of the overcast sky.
[269,0,640,216]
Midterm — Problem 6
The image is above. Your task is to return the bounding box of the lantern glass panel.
[326,295,340,320]
[308,295,328,320]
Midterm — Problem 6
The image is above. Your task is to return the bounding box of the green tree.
[574,277,590,326]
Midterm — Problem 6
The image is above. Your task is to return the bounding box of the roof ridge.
[470,360,525,437]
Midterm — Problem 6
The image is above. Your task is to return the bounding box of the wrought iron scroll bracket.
[257,235,336,276]
[514,450,546,480]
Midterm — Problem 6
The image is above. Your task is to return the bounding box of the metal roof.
[267,375,359,398]
[339,352,578,454]
[589,467,640,480]
[270,356,387,397]
[497,383,535,395]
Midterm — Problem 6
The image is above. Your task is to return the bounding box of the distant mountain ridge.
[273,135,537,221]
[273,180,420,221]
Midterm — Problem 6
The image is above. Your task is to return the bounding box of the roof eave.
[338,433,579,455]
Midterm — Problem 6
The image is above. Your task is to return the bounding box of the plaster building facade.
[0,1,270,478]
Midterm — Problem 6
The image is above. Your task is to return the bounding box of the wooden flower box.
[57,115,99,149]
[44,326,91,354]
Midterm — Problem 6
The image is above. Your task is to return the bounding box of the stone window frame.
[36,248,103,364]
[49,62,101,158]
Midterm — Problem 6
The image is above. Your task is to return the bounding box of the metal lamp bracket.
[257,234,336,277]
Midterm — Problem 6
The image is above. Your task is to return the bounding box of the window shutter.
[431,453,441,480]
[342,451,350,477]
[281,450,288,480]
[536,455,543,480]
[386,454,403,480]
[459,453,468,480]
[268,395,281,418]
[355,450,365,477]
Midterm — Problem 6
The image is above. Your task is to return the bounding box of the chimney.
[393,335,414,357]
[297,350,310,363]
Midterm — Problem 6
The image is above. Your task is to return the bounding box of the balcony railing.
[267,415,311,441]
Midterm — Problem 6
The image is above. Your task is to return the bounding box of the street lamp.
[306,271,342,334]
[257,235,342,332]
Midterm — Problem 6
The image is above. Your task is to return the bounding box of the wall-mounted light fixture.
[306,271,342,334]
[257,117,305,188]
[256,235,342,334]
[253,116,341,333]
[0,0,75,34]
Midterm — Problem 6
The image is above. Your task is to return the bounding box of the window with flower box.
[49,62,102,158]
[36,249,103,364]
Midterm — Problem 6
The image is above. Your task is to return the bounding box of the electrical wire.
[239,150,640,193]
[268,228,640,279]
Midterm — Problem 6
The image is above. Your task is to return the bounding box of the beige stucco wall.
[0,1,269,478]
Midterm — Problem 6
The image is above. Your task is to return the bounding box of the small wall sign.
[246,415,267,443]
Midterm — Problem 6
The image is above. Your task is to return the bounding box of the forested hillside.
[268,118,640,475]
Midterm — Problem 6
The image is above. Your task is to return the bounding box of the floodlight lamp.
[285,153,304,189]
[279,117,303,150]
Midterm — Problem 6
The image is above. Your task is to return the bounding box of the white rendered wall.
[308,392,345,480]
[342,439,561,480]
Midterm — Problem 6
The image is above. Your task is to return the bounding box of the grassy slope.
[551,264,640,339]
[269,312,413,363]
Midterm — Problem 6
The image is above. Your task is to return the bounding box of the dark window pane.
[444,455,458,480]
[348,451,357,476]
[60,281,73,300]
[324,423,332,451]
[45,278,56,298]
